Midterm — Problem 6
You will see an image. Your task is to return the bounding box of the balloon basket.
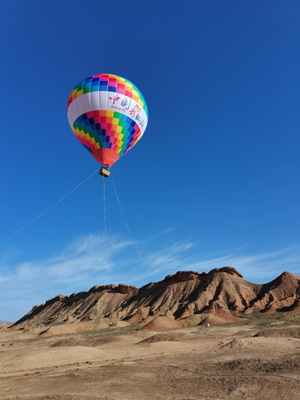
[99,166,110,178]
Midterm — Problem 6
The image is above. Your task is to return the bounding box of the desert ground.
[0,315,299,400]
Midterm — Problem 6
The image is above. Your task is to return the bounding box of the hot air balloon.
[67,74,148,177]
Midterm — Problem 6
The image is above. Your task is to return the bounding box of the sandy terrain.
[0,316,299,399]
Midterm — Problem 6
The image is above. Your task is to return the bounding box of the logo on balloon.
[109,96,127,111]
[109,95,120,105]
[121,98,131,110]
[109,95,145,129]
[129,104,142,119]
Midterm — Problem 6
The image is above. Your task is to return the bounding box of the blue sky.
[1,0,300,322]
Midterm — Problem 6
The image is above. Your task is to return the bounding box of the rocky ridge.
[8,267,300,331]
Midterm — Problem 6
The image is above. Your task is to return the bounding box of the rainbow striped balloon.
[67,74,148,167]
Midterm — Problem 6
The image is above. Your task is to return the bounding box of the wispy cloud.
[0,234,135,321]
[145,242,193,275]
[185,245,300,282]
[0,232,299,322]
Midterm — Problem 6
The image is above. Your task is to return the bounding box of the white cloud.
[0,232,299,322]
[145,242,193,275]
[185,245,300,282]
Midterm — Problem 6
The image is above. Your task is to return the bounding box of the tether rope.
[0,168,99,247]
[111,176,150,275]
[103,175,110,279]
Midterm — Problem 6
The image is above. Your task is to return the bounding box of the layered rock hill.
[9,267,300,331]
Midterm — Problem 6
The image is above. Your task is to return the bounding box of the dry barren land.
[0,315,299,400]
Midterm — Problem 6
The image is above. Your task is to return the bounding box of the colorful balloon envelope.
[67,74,148,167]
